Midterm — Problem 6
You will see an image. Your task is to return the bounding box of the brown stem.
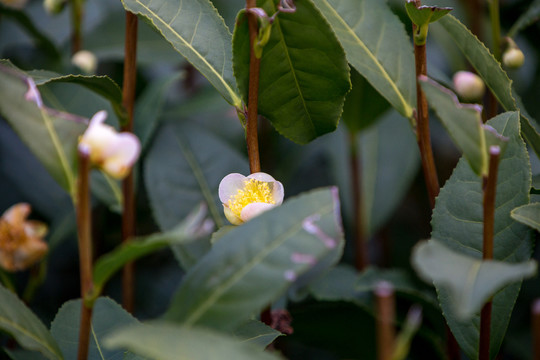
[120,11,139,314]
[76,148,93,360]
[70,0,83,54]
[375,282,395,360]
[532,299,540,360]
[479,146,501,360]
[246,0,261,173]
[414,31,440,209]
[349,132,368,270]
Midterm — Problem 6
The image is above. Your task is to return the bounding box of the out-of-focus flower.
[219,172,284,225]
[502,48,525,69]
[72,50,98,74]
[0,0,28,10]
[79,111,141,179]
[452,71,485,102]
[0,203,48,272]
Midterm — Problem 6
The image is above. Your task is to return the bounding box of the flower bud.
[0,203,48,272]
[79,111,141,179]
[502,48,524,69]
[72,50,98,74]
[452,71,485,102]
[43,0,65,14]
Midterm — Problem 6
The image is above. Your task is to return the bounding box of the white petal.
[271,181,284,205]
[218,173,247,203]
[101,133,141,179]
[224,205,243,225]
[247,172,276,182]
[240,202,275,222]
[88,110,108,127]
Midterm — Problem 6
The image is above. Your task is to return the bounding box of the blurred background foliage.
[0,0,539,358]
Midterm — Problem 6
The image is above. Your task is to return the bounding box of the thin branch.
[375,281,395,360]
[76,147,93,360]
[532,299,540,360]
[479,146,501,360]
[246,0,261,173]
[121,11,139,314]
[487,0,501,120]
[70,0,83,54]
[349,132,368,270]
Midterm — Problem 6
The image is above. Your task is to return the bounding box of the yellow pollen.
[228,178,274,218]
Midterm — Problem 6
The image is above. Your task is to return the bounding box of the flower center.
[228,178,275,218]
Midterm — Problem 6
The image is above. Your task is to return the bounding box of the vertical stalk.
[246,0,261,173]
[375,281,395,360]
[532,299,540,360]
[76,147,93,360]
[487,0,501,119]
[121,11,139,314]
[70,0,83,54]
[349,132,368,270]
[413,20,440,209]
[479,146,501,360]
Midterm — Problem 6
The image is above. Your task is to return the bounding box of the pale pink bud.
[72,50,98,74]
[452,71,485,102]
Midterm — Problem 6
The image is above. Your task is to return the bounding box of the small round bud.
[72,50,98,74]
[44,0,65,14]
[502,48,525,69]
[453,71,485,102]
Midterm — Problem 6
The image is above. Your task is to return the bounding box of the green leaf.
[508,0,540,37]
[233,1,350,144]
[312,0,415,119]
[404,1,452,27]
[120,0,241,108]
[234,320,282,348]
[144,122,248,230]
[0,284,62,360]
[92,205,212,296]
[436,14,540,159]
[50,297,144,360]
[27,70,125,124]
[104,321,282,360]
[511,203,540,232]
[342,68,390,133]
[0,63,86,200]
[430,113,532,359]
[420,77,508,176]
[412,239,537,319]
[163,188,344,331]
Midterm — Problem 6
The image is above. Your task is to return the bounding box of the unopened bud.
[43,0,65,14]
[453,71,485,102]
[502,48,525,69]
[72,50,98,74]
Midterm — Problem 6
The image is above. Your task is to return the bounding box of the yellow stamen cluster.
[228,178,274,218]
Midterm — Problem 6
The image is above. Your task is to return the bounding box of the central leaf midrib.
[183,202,335,326]
[318,0,411,117]
[130,0,241,107]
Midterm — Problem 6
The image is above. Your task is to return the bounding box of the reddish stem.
[375,282,395,360]
[532,299,540,360]
[76,148,93,360]
[121,11,139,314]
[246,0,261,173]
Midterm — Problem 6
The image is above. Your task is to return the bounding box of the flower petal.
[240,202,275,222]
[271,181,284,205]
[224,205,243,225]
[247,172,276,182]
[219,173,247,203]
[3,203,30,226]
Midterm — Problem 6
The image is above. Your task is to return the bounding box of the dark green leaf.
[233,0,351,144]
[50,297,144,360]
[164,188,344,331]
[511,203,540,232]
[120,0,241,107]
[430,112,532,359]
[144,122,248,230]
[312,0,415,119]
[234,320,282,348]
[0,63,86,200]
[404,1,452,27]
[412,239,536,319]
[104,321,282,360]
[0,284,62,360]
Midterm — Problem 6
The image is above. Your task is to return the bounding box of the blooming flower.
[0,203,48,272]
[219,172,284,225]
[79,111,141,179]
[452,71,485,102]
